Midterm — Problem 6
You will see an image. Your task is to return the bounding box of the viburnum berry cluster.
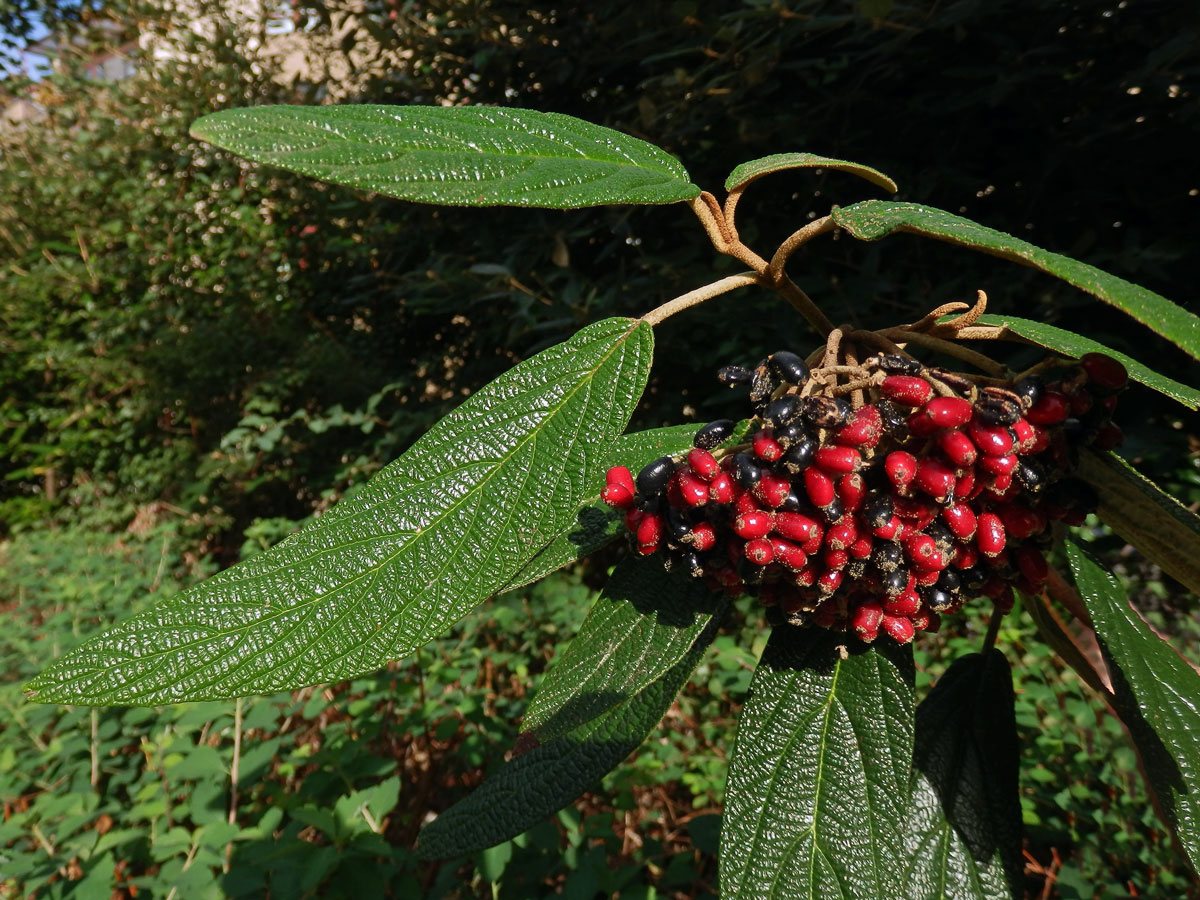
[603,347,1128,644]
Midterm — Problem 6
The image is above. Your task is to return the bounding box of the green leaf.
[905,650,1023,900]
[26,318,653,705]
[1076,449,1200,595]
[1065,540,1200,875]
[416,595,726,859]
[960,314,1200,410]
[719,627,914,900]
[190,105,700,208]
[520,554,722,741]
[726,152,898,194]
[832,201,1200,361]
[500,420,751,593]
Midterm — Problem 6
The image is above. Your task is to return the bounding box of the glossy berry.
[885,451,919,493]
[1026,390,1070,425]
[689,522,716,551]
[804,466,837,508]
[744,538,774,565]
[976,512,1006,556]
[835,405,883,447]
[915,396,973,429]
[716,365,751,386]
[1080,352,1128,393]
[753,471,793,508]
[636,457,675,496]
[776,511,821,543]
[881,375,933,407]
[694,418,736,450]
[852,601,885,639]
[676,470,710,506]
[882,614,915,644]
[913,457,957,504]
[764,395,802,429]
[942,503,978,540]
[769,350,810,383]
[752,429,784,462]
[938,428,978,468]
[815,445,862,474]
[686,448,720,481]
[731,453,761,488]
[708,470,737,504]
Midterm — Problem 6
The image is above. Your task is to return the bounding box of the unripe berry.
[686,448,720,481]
[770,536,808,571]
[636,513,663,554]
[815,445,862,474]
[602,482,636,508]
[753,471,793,508]
[905,533,947,571]
[885,451,918,494]
[976,512,1006,556]
[734,509,774,539]
[913,457,957,504]
[694,418,736,450]
[804,466,837,508]
[744,538,774,565]
[938,428,978,468]
[872,515,903,541]
[823,547,850,570]
[837,473,867,511]
[968,418,1014,456]
[676,470,710,506]
[913,396,973,429]
[953,543,980,570]
[1026,390,1070,425]
[995,502,1044,540]
[849,534,875,560]
[708,470,737,504]
[752,429,784,462]
[835,405,883,448]
[1080,352,1128,393]
[1014,544,1049,587]
[851,601,885,639]
[884,590,921,617]
[882,614,916,644]
[1011,417,1036,453]
[826,519,858,551]
[881,375,933,407]
[1095,422,1124,450]
[979,453,1018,477]
[914,568,942,587]
[942,503,978,541]
[689,522,717,551]
[817,568,843,596]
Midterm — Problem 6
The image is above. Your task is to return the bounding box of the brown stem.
[689,192,733,252]
[847,329,913,359]
[766,216,837,285]
[640,273,762,326]
[877,327,1008,376]
[777,275,838,335]
[908,300,970,333]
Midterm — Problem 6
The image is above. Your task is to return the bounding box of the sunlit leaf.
[833,201,1200,361]
[725,152,898,194]
[719,627,914,900]
[191,106,700,208]
[26,318,653,705]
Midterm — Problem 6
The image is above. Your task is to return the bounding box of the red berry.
[914,568,941,587]
[942,503,978,541]
[776,511,821,543]
[968,418,1014,456]
[914,457,957,503]
[835,405,883,447]
[636,513,663,554]
[885,451,918,493]
[881,375,933,407]
[938,428,978,468]
[624,507,644,531]
[815,445,863,474]
[676,470,710,506]
[602,482,636,508]
[996,502,1044,540]
[753,471,793,508]
[804,466,837,508]
[744,537,774,565]
[953,543,980,570]
[734,509,774,539]
[882,614,916,644]
[826,520,858,551]
[979,453,1018,477]
[686,448,720,481]
[955,468,977,501]
[976,512,1006,556]
[1011,417,1036,454]
[689,522,716,551]
[606,465,635,493]
[1095,422,1124,450]
[849,534,875,560]
[817,568,843,595]
[1026,390,1070,425]
[792,565,818,588]
[708,470,737,504]
[872,515,903,541]
[770,536,808,571]
[823,547,850,570]
[851,601,885,638]
[837,473,867,511]
[884,590,921,617]
[1080,352,1128,393]
[1014,545,1049,587]
[914,396,973,429]
[905,533,947,570]
[753,429,784,462]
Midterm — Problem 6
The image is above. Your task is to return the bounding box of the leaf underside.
[1065,541,1200,876]
[719,627,915,900]
[416,590,726,860]
[725,152,898,194]
[190,105,701,208]
[905,650,1023,900]
[966,314,1200,410]
[832,201,1200,362]
[1076,448,1200,596]
[27,318,653,705]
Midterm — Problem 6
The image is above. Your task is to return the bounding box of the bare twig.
[766,215,836,285]
[640,273,762,327]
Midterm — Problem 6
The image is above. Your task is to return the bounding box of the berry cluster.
[603,349,1126,643]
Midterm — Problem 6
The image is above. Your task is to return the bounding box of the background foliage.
[2,0,1197,896]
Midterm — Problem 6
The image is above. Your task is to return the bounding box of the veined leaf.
[726,152,898,194]
[905,650,1023,900]
[719,627,914,900]
[1076,449,1200,595]
[416,596,726,859]
[520,554,721,741]
[832,201,1200,361]
[1065,540,1200,875]
[26,318,653,705]
[190,105,700,208]
[500,419,751,593]
[959,314,1200,410]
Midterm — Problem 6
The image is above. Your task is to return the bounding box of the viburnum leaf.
[725,152,898,194]
[832,201,1200,361]
[26,318,653,705]
[904,650,1023,900]
[416,593,726,859]
[190,105,700,208]
[719,627,914,900]
[956,314,1200,410]
[1065,540,1200,875]
[500,420,752,593]
[520,554,723,741]
[1076,448,1200,595]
